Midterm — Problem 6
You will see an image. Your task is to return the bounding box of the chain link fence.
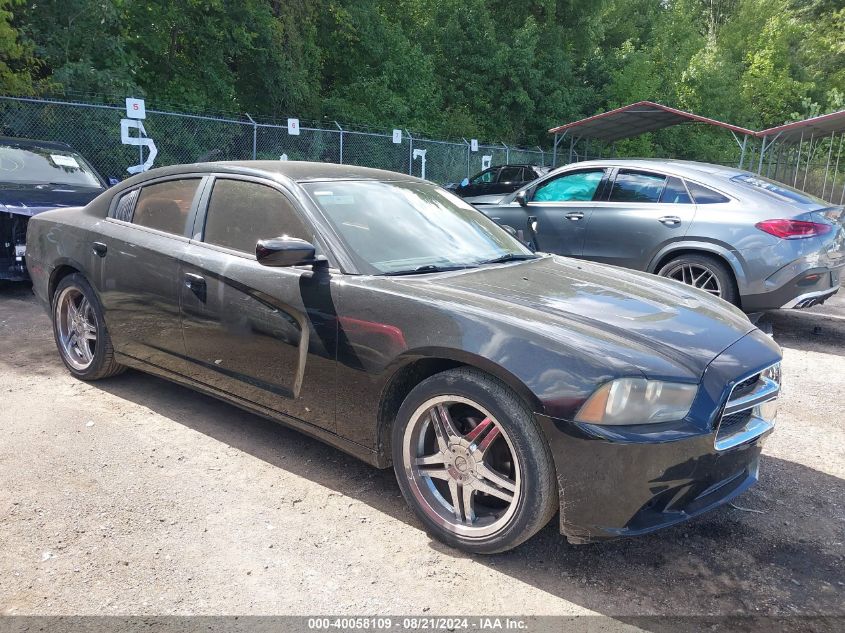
[0,95,554,185]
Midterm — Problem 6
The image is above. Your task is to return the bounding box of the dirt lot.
[0,283,843,624]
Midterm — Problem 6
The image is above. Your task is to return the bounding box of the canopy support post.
[822,131,836,199]
[828,134,843,204]
[793,130,804,187]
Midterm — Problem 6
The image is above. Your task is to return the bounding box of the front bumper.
[539,329,782,543]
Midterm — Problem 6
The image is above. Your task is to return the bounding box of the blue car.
[0,137,106,281]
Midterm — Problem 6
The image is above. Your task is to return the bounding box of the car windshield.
[0,145,103,188]
[731,173,827,207]
[303,180,535,275]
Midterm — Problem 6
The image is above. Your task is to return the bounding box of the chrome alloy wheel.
[402,396,521,538]
[55,286,97,371]
[663,262,723,297]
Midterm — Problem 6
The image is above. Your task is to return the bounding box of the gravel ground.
[0,283,843,624]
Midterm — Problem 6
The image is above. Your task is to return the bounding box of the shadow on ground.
[92,368,845,626]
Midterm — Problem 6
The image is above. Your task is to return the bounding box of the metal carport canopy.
[548,101,755,142]
[757,109,845,143]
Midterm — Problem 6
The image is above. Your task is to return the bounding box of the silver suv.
[477,159,845,311]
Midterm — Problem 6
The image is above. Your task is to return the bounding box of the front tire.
[52,273,125,380]
[392,367,558,554]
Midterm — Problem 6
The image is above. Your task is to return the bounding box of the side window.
[687,181,730,204]
[608,170,666,203]
[203,179,310,254]
[471,168,498,185]
[660,177,692,204]
[498,166,522,183]
[533,170,604,202]
[111,189,139,222]
[132,179,201,235]
[521,167,539,182]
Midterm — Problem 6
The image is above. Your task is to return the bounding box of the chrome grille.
[714,363,780,451]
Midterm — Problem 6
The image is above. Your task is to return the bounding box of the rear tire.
[392,367,558,554]
[52,273,125,380]
[657,253,739,306]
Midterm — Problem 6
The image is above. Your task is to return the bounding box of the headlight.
[575,378,698,425]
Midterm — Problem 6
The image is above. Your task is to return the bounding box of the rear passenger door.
[97,176,206,374]
[581,170,697,270]
[178,175,337,430]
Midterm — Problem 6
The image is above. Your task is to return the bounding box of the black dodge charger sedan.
[26,161,782,553]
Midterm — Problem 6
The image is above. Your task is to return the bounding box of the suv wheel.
[658,254,738,305]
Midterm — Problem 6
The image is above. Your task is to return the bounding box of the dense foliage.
[1,0,843,154]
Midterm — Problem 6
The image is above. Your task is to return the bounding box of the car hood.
[0,184,104,217]
[389,256,756,380]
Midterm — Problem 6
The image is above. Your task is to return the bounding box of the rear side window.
[133,178,201,235]
[533,170,604,202]
[660,177,692,204]
[609,170,666,203]
[498,167,522,182]
[203,179,309,254]
[111,189,139,222]
[687,181,730,204]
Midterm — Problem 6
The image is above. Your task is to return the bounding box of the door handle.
[564,212,584,221]
[92,242,108,257]
[184,273,207,301]
[658,215,682,226]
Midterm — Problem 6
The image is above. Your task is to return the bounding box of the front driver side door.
[525,168,609,257]
[178,175,337,431]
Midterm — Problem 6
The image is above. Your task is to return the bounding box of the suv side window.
[471,168,499,185]
[203,179,310,254]
[660,177,693,204]
[533,170,605,202]
[609,170,666,203]
[498,166,523,183]
[132,178,201,235]
[687,181,730,204]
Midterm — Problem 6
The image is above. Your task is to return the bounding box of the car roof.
[563,158,745,180]
[139,160,426,184]
[0,136,75,151]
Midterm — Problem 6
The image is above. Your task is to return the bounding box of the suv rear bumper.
[741,266,842,311]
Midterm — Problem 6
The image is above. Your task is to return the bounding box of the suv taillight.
[755,219,832,239]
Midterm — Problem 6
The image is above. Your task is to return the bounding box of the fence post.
[335,121,343,164]
[502,142,509,164]
[536,146,544,166]
[245,113,257,160]
[407,129,414,175]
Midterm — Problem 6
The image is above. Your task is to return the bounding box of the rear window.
[731,174,827,206]
[687,182,730,204]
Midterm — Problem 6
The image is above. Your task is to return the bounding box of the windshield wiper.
[476,253,538,265]
[383,264,477,276]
